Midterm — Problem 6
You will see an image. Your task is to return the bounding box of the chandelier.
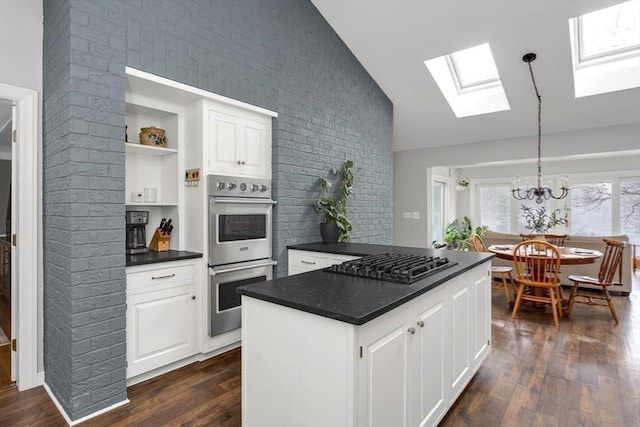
[512,53,569,204]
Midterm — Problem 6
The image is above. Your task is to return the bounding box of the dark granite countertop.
[126,250,202,267]
[239,243,494,325]
[288,242,439,256]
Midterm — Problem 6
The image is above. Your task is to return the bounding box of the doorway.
[0,82,39,391]
[0,98,12,386]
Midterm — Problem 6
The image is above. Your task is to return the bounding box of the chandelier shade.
[512,53,569,204]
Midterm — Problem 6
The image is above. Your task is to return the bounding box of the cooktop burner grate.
[324,252,458,284]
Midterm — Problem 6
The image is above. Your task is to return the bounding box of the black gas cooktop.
[324,252,458,284]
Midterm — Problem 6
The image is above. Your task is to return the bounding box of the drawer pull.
[151,273,176,280]
[301,260,317,265]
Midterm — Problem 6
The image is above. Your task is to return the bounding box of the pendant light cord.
[527,60,542,188]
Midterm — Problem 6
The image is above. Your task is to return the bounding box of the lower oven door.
[208,259,276,337]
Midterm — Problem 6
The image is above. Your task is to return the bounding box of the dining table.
[488,244,603,266]
[487,244,603,315]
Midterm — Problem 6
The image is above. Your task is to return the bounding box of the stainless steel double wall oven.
[207,174,276,337]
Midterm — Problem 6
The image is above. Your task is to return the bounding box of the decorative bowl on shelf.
[139,126,166,147]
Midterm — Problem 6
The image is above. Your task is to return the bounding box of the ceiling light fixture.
[512,53,569,203]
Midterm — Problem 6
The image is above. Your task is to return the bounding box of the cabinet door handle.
[240,160,246,165]
[417,320,424,328]
[151,273,175,280]
[237,160,242,165]
[191,296,196,300]
[407,327,416,335]
[301,260,316,265]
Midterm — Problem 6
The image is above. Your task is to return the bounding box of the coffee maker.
[126,211,149,254]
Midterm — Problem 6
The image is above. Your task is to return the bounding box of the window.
[621,177,640,243]
[449,44,500,89]
[570,182,612,236]
[568,1,640,97]
[475,174,636,239]
[578,1,640,62]
[424,43,510,118]
[478,185,510,233]
[432,181,446,244]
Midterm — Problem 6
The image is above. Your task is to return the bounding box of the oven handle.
[209,260,277,275]
[210,197,277,205]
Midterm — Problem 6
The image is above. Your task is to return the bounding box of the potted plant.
[314,160,360,243]
[442,216,488,250]
[520,205,568,236]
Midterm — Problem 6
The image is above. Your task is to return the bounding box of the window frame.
[431,173,450,246]
[470,169,638,237]
[575,2,640,65]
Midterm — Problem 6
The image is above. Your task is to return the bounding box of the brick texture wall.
[123,0,393,276]
[43,0,127,420]
[43,0,391,420]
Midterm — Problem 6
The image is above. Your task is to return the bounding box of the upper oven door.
[209,197,275,266]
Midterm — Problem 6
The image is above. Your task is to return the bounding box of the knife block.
[149,228,170,252]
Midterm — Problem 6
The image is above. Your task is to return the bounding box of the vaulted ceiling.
[311,0,640,152]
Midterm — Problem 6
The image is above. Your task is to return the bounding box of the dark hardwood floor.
[0,273,638,426]
[0,294,11,388]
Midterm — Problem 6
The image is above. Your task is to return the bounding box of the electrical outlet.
[403,212,411,219]
[412,211,420,219]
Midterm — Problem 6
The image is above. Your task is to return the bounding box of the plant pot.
[533,234,547,250]
[320,223,339,243]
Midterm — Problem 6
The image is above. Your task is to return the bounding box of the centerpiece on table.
[313,160,360,243]
[520,205,568,239]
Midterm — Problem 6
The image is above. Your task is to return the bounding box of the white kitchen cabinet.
[356,284,450,427]
[470,271,491,374]
[288,249,360,275]
[126,259,200,379]
[356,304,413,427]
[415,290,447,427]
[205,103,271,179]
[241,262,491,427]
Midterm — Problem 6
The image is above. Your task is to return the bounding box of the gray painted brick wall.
[122,0,393,276]
[42,0,391,420]
[43,0,127,420]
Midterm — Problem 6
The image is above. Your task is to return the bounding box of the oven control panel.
[208,174,272,198]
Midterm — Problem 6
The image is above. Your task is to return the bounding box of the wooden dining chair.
[567,238,626,323]
[519,233,537,241]
[471,234,516,306]
[511,240,563,326]
[544,234,567,246]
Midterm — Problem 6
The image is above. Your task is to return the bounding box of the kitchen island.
[238,244,494,427]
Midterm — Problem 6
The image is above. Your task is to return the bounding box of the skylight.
[425,43,510,118]
[449,44,500,89]
[569,1,640,97]
[578,0,640,62]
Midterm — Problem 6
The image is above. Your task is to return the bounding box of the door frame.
[0,82,39,390]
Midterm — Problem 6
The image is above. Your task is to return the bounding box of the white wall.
[393,149,429,247]
[0,0,43,91]
[393,122,640,247]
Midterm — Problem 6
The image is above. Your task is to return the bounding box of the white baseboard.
[43,382,130,426]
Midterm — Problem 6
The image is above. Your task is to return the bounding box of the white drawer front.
[288,250,330,275]
[288,250,360,275]
[127,263,196,293]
